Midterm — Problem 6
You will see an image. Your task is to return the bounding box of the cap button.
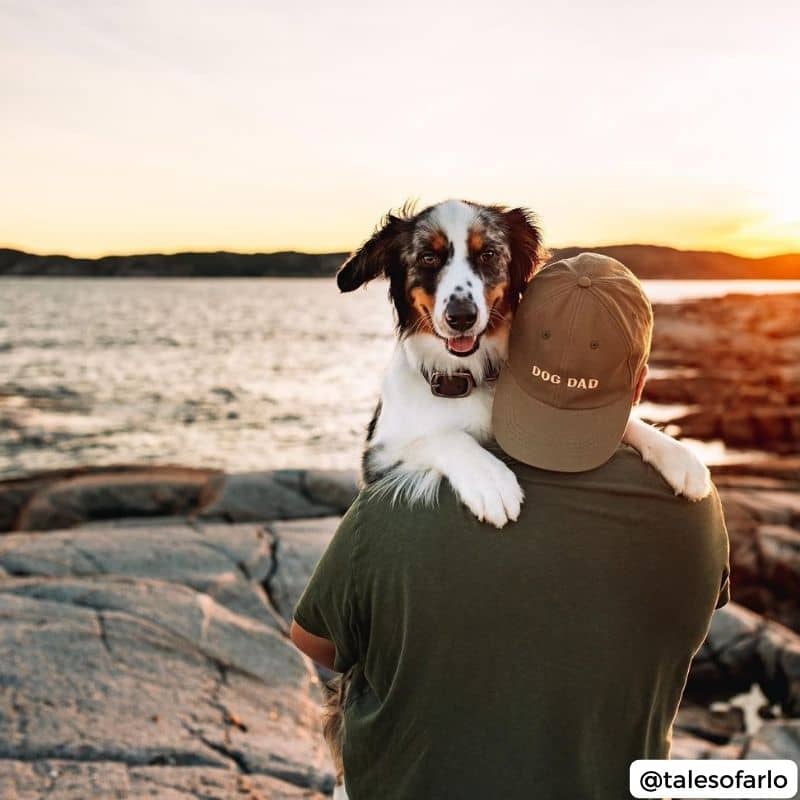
[577,275,592,288]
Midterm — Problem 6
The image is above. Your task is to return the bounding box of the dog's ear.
[503,207,543,307]
[336,213,409,293]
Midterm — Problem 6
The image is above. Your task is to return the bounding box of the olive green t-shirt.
[294,445,730,800]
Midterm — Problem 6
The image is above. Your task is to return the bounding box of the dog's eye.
[420,252,439,267]
[480,249,496,262]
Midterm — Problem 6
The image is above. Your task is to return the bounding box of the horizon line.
[3,242,800,263]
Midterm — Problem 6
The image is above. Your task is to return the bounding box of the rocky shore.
[1,457,800,797]
[0,467,356,799]
[644,293,800,454]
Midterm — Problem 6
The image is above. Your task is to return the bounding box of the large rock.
[709,482,800,631]
[197,470,358,524]
[720,489,800,527]
[198,471,336,523]
[687,603,800,716]
[0,587,327,779]
[301,471,359,513]
[0,467,360,533]
[759,524,800,597]
[0,467,221,532]
[0,519,335,798]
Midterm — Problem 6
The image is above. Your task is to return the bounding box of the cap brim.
[492,366,633,472]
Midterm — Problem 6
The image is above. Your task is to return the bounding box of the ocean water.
[2,277,799,479]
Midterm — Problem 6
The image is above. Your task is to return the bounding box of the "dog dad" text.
[531,364,599,390]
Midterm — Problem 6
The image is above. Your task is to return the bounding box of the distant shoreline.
[2,244,800,280]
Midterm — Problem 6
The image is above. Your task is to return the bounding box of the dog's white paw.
[645,438,712,501]
[448,454,524,528]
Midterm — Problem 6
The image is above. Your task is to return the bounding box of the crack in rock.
[96,610,113,659]
[260,526,285,627]
[0,747,228,769]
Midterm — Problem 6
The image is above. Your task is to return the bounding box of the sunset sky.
[1,0,799,258]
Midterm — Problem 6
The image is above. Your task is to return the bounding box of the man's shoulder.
[492,442,720,520]
[347,443,724,535]
[498,443,699,495]
[350,479,466,528]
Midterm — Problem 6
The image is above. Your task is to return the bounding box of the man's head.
[493,253,653,472]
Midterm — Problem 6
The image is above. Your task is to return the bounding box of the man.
[291,254,730,800]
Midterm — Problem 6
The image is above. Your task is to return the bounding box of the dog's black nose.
[444,299,478,332]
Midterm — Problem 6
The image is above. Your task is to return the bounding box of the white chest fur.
[371,339,495,450]
[363,336,523,525]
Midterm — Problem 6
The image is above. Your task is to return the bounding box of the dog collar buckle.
[429,370,477,398]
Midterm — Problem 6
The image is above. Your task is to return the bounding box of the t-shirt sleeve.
[293,499,362,672]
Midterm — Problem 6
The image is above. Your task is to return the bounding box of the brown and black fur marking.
[337,201,541,335]
[361,400,400,484]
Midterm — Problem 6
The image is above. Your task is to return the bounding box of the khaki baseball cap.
[493,252,653,472]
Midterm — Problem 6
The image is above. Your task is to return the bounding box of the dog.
[337,199,709,526]
[326,198,710,795]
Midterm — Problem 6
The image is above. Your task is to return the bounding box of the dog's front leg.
[623,417,711,500]
[396,430,524,528]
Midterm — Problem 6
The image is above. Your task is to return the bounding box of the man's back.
[295,445,730,800]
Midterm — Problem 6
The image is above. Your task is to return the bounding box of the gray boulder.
[0,467,360,533]
[302,471,359,513]
[0,519,335,798]
[688,603,800,715]
[1,467,221,532]
[198,471,338,523]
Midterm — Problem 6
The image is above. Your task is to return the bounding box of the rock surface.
[643,293,800,453]
[0,518,336,799]
[711,461,800,632]
[266,518,342,625]
[686,603,800,716]
[0,763,325,799]
[0,467,359,534]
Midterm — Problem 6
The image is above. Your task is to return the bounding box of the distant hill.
[0,249,348,278]
[547,245,800,280]
[1,244,799,279]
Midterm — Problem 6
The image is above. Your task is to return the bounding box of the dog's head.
[337,199,542,360]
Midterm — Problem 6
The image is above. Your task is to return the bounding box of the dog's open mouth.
[445,335,480,357]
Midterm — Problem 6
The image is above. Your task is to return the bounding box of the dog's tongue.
[447,336,476,354]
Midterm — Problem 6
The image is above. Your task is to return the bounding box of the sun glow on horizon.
[3,208,800,261]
